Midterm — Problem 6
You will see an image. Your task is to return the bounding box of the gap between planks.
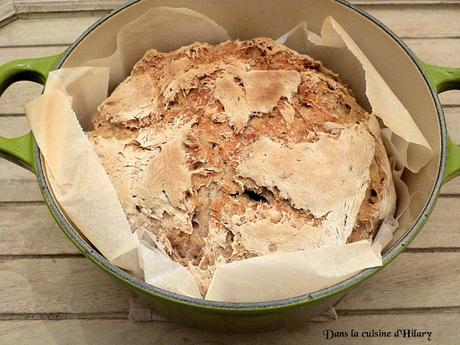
[337,306,460,316]
[1,307,460,321]
[0,312,128,321]
[9,0,460,16]
[0,249,459,261]
[0,252,459,313]
[4,4,460,44]
[0,248,459,261]
[0,201,45,206]
[1,194,460,253]
[1,188,459,255]
[2,37,457,48]
[0,254,84,260]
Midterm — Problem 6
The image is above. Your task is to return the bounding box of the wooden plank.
[404,38,460,106]
[0,16,99,47]
[0,81,43,115]
[441,92,460,107]
[13,0,123,13]
[0,0,15,28]
[410,196,460,248]
[338,252,460,310]
[0,115,29,136]
[434,107,460,195]
[0,204,79,255]
[0,252,458,314]
[10,0,460,14]
[0,160,42,202]
[353,0,460,3]
[0,196,456,257]
[0,313,458,345]
[2,5,460,48]
[442,178,460,195]
[0,116,42,202]
[0,46,66,65]
[352,0,460,3]
[364,4,460,38]
[0,168,455,233]
[0,196,458,256]
[14,0,121,14]
[406,39,460,68]
[0,258,130,314]
[4,1,460,41]
[446,107,460,144]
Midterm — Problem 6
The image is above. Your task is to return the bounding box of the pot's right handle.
[0,54,63,171]
[422,61,460,184]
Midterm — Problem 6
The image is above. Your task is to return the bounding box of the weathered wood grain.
[10,0,460,14]
[405,38,460,106]
[0,160,42,202]
[0,46,66,66]
[0,257,131,314]
[357,0,460,3]
[432,107,460,195]
[0,252,458,315]
[406,39,460,67]
[337,252,460,310]
[0,15,99,47]
[13,0,122,13]
[0,81,44,115]
[0,313,458,345]
[0,0,15,28]
[0,204,79,254]
[408,196,460,248]
[0,115,29,137]
[0,196,458,257]
[2,5,460,48]
[0,116,42,202]
[364,4,460,38]
[443,108,460,194]
[446,107,460,144]
[0,115,40,202]
[354,0,460,2]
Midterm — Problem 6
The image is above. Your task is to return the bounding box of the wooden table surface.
[1,0,460,344]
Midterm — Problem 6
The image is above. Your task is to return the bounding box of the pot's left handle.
[0,54,63,172]
[422,61,460,184]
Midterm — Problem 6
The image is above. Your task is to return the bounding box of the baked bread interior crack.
[87,38,396,296]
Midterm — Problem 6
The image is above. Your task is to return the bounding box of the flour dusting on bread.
[87,38,396,296]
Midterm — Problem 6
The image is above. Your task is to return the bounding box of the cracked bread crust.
[87,38,396,296]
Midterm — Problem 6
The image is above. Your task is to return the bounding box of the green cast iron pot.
[1,0,460,332]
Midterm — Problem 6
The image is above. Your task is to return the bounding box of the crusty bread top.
[88,38,396,296]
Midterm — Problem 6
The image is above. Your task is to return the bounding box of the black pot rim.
[33,0,447,312]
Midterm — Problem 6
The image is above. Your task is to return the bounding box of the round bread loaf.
[87,38,396,296]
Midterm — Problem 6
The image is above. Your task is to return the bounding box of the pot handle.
[0,54,63,171]
[422,61,460,183]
